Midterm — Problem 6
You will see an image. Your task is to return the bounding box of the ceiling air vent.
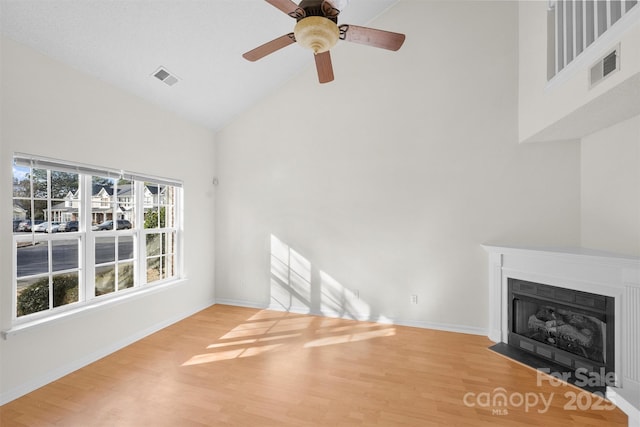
[590,45,620,88]
[152,67,179,86]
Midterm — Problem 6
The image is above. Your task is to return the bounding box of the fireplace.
[483,245,640,426]
[508,278,614,378]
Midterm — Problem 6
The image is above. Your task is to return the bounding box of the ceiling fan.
[243,0,406,83]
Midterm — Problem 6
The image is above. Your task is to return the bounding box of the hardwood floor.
[0,305,628,426]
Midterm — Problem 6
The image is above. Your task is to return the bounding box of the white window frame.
[8,153,183,330]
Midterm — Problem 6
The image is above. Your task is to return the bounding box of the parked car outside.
[17,219,44,232]
[45,222,61,233]
[58,221,79,232]
[34,221,60,233]
[13,219,22,231]
[93,219,132,231]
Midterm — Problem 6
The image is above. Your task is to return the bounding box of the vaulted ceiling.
[0,0,398,130]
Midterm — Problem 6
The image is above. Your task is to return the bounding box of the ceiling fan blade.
[243,33,296,62]
[265,0,305,18]
[314,51,334,84]
[340,25,406,51]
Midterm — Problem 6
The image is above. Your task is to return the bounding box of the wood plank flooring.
[0,305,628,426]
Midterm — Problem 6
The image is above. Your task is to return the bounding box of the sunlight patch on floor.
[304,327,396,348]
[206,333,302,349]
[182,343,284,365]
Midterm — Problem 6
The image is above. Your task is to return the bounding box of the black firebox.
[507,278,615,383]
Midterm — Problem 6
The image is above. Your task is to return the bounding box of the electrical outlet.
[410,295,418,304]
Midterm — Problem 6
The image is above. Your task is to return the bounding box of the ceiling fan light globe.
[294,16,339,54]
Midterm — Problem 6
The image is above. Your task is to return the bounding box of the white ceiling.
[0,0,398,131]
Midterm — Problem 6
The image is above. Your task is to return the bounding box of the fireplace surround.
[483,245,640,427]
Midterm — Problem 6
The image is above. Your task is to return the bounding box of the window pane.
[158,185,167,204]
[164,207,174,228]
[59,218,79,233]
[165,231,176,255]
[143,182,176,229]
[144,206,161,229]
[147,257,161,283]
[162,255,175,278]
[52,240,79,272]
[13,165,31,198]
[119,236,134,261]
[33,199,47,223]
[12,199,30,232]
[51,171,79,225]
[53,272,79,308]
[17,241,48,277]
[32,169,48,199]
[95,236,115,264]
[17,276,49,317]
[51,171,79,199]
[144,183,158,207]
[144,186,176,228]
[117,178,135,229]
[118,262,134,290]
[146,233,161,256]
[92,176,115,229]
[166,206,175,228]
[95,265,116,296]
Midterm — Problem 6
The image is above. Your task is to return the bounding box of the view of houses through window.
[11,155,181,321]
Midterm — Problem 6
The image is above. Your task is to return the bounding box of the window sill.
[2,278,187,340]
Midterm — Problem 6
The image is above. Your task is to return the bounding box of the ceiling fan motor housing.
[294,16,339,53]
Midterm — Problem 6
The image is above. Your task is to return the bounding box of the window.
[143,183,178,284]
[11,154,182,322]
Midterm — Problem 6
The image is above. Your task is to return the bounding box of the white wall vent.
[152,67,179,86]
[589,45,620,88]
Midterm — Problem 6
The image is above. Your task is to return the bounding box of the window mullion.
[47,170,53,309]
[177,187,183,280]
[83,174,95,300]
[29,163,35,245]
[136,180,145,287]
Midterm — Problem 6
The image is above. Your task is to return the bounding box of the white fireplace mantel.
[483,245,640,426]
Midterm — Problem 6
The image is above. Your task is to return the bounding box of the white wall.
[581,114,640,256]
[518,1,640,143]
[214,1,581,332]
[0,37,216,403]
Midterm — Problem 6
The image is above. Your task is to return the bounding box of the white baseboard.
[215,298,269,310]
[392,318,487,336]
[224,299,488,336]
[0,298,215,406]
